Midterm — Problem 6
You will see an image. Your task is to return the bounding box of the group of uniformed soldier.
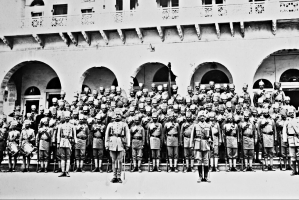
[0,80,299,183]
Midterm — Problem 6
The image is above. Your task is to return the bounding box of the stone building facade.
[0,0,299,116]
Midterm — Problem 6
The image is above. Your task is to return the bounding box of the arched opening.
[25,86,41,95]
[253,79,273,89]
[46,77,61,89]
[280,69,299,82]
[30,0,45,6]
[201,70,229,84]
[133,63,176,90]
[1,61,60,115]
[191,62,233,88]
[153,66,176,82]
[254,49,299,108]
[81,67,118,91]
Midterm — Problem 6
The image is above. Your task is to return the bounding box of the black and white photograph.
[0,0,298,199]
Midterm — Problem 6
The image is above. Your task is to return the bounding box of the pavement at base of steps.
[0,170,298,199]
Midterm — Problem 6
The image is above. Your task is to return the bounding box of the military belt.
[61,135,72,139]
[110,134,124,138]
[184,135,191,138]
[40,138,50,142]
[151,135,160,138]
[243,134,253,138]
[263,132,273,135]
[94,136,103,139]
[133,136,142,140]
[77,136,87,140]
[167,134,178,137]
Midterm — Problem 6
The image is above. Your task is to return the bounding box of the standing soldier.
[223,113,240,171]
[57,111,77,177]
[164,112,181,172]
[7,121,20,172]
[74,115,89,172]
[181,112,195,172]
[105,109,130,183]
[147,112,163,172]
[258,108,277,171]
[283,108,299,176]
[130,115,145,172]
[0,123,8,172]
[91,114,106,172]
[20,120,35,172]
[240,111,256,171]
[209,112,222,172]
[190,111,212,182]
[36,118,53,173]
[278,112,292,170]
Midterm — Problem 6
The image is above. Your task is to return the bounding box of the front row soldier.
[91,114,106,172]
[57,111,77,177]
[0,123,8,172]
[105,109,130,183]
[258,109,277,171]
[209,112,222,172]
[223,114,239,172]
[20,120,35,172]
[190,111,212,183]
[36,118,53,173]
[283,108,299,176]
[74,115,89,172]
[130,115,145,172]
[7,121,20,172]
[240,111,256,171]
[181,112,195,172]
[164,112,180,172]
[148,112,163,172]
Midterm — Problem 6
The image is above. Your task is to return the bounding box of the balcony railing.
[1,0,299,36]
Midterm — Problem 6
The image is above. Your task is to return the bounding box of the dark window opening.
[53,4,68,15]
[30,0,44,6]
[201,70,229,84]
[160,0,169,7]
[116,0,123,10]
[81,9,93,13]
[203,0,212,5]
[25,86,41,95]
[253,79,273,89]
[216,0,224,4]
[171,0,179,7]
[46,77,61,89]
[31,12,43,17]
[130,0,138,9]
[153,67,176,82]
[280,69,299,82]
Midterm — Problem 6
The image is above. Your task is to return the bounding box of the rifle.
[294,135,298,174]
[182,157,185,173]
[123,150,126,180]
[106,157,110,173]
[166,144,169,172]
[224,134,228,171]
[148,144,151,172]
[241,132,244,171]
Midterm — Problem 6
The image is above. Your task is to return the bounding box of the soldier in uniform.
[7,121,20,172]
[223,113,240,171]
[163,111,180,172]
[147,112,163,172]
[130,115,145,172]
[240,111,256,171]
[283,108,299,175]
[20,120,35,172]
[190,111,212,182]
[36,118,53,173]
[209,112,222,172]
[258,108,277,171]
[0,122,8,172]
[91,114,106,172]
[57,111,77,177]
[74,115,89,172]
[105,109,130,183]
[181,112,195,172]
[277,112,292,170]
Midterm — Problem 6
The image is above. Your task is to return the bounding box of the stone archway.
[0,61,61,114]
[190,62,233,88]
